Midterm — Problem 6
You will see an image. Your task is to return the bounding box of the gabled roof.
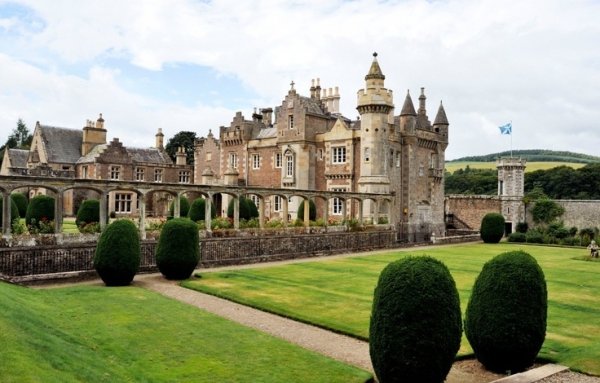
[299,96,327,116]
[7,148,29,168]
[255,127,277,139]
[39,125,82,164]
[433,102,449,125]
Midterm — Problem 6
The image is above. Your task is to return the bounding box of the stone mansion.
[194,53,449,238]
[1,53,450,239]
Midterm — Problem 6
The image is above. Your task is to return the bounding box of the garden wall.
[445,195,501,230]
[0,230,399,283]
[539,200,600,230]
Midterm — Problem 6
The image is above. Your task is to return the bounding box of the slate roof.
[365,53,385,80]
[7,148,29,168]
[76,144,107,164]
[39,125,82,164]
[127,147,173,165]
[255,127,277,139]
[400,91,417,116]
[299,96,327,116]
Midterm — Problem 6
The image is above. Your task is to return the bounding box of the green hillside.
[445,161,586,174]
[450,149,600,164]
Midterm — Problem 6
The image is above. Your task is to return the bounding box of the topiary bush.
[0,198,20,229]
[480,212,505,243]
[168,196,190,217]
[507,232,526,243]
[297,199,316,221]
[370,256,462,383]
[25,195,55,229]
[156,218,199,280]
[76,199,100,227]
[227,196,259,220]
[465,250,547,373]
[526,230,544,244]
[10,192,28,218]
[188,198,216,222]
[94,219,140,286]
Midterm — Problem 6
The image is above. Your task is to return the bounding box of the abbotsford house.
[0,53,450,242]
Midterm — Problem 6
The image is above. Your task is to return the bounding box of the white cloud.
[1,0,599,159]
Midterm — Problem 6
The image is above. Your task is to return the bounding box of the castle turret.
[82,113,107,156]
[357,53,394,220]
[497,157,527,233]
[399,91,417,135]
[432,101,449,138]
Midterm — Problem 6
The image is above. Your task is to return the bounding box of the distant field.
[445,161,586,174]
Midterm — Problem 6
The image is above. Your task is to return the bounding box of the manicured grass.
[445,161,585,173]
[62,217,79,233]
[184,243,600,375]
[0,282,371,382]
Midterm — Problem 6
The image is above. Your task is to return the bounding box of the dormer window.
[110,166,120,180]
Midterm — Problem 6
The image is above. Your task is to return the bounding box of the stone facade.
[194,54,450,239]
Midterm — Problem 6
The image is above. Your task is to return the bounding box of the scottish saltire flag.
[499,122,512,135]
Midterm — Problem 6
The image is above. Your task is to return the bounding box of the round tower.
[357,53,394,194]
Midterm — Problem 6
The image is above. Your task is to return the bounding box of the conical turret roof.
[400,91,416,116]
[365,52,385,81]
[433,101,449,125]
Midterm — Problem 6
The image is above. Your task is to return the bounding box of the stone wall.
[445,195,501,230]
[539,200,600,230]
[0,230,400,283]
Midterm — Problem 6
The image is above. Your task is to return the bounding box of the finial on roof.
[365,53,385,81]
[373,52,378,58]
[97,113,104,122]
[290,80,295,90]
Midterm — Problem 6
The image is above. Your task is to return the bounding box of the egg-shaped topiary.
[76,199,100,226]
[25,195,55,228]
[480,212,505,243]
[188,198,216,222]
[0,198,20,229]
[94,219,140,286]
[465,250,547,373]
[10,192,28,218]
[156,218,199,280]
[168,196,190,217]
[297,199,316,221]
[227,196,258,220]
[369,256,463,383]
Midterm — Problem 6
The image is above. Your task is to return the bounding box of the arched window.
[285,150,294,177]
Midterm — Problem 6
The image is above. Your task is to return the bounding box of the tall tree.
[0,119,33,167]
[165,131,196,165]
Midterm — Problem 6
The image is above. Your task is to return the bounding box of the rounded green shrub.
[297,199,316,221]
[188,198,216,222]
[370,256,462,383]
[480,212,505,243]
[515,222,528,233]
[25,195,55,228]
[526,231,544,244]
[156,218,199,280]
[0,198,20,229]
[94,219,140,286]
[10,192,28,217]
[465,251,547,373]
[507,232,526,243]
[76,199,100,226]
[168,196,190,217]
[227,196,259,220]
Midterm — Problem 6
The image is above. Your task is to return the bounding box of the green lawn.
[183,243,600,375]
[445,161,585,173]
[0,282,371,383]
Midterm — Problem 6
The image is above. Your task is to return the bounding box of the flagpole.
[510,120,513,158]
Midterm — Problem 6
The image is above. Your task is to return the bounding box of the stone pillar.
[205,193,213,233]
[373,200,380,225]
[358,200,364,227]
[303,198,310,229]
[322,197,329,231]
[99,192,108,231]
[233,197,240,230]
[282,196,289,228]
[174,193,181,218]
[2,192,11,236]
[54,192,63,234]
[342,198,347,226]
[258,196,265,229]
[138,192,146,240]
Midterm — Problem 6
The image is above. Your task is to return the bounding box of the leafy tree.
[445,167,497,195]
[531,198,564,225]
[0,119,33,167]
[165,131,196,165]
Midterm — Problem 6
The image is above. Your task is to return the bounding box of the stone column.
[2,192,11,237]
[174,193,181,218]
[358,199,364,227]
[54,192,63,234]
[138,192,146,240]
[303,198,310,231]
[373,200,380,225]
[233,196,240,230]
[282,196,289,228]
[342,198,347,229]
[258,196,265,229]
[322,197,329,231]
[205,193,213,233]
[99,192,108,230]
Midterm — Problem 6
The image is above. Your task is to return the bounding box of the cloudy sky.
[0,0,598,160]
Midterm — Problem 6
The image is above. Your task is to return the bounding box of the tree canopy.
[445,166,497,195]
[165,131,196,165]
[0,119,33,168]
